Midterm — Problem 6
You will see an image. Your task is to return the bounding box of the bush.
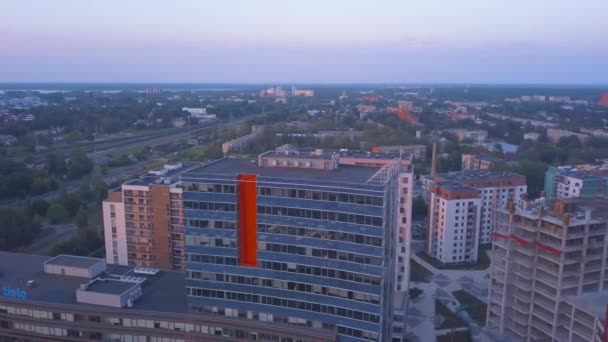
[31,199,50,217]
[46,203,68,224]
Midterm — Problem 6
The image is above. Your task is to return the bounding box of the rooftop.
[0,252,186,314]
[436,170,524,182]
[124,162,202,187]
[435,181,479,192]
[183,158,381,185]
[45,254,104,269]
[262,148,411,161]
[85,278,138,295]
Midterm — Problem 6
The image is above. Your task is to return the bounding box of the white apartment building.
[426,181,482,264]
[487,197,608,342]
[424,171,527,254]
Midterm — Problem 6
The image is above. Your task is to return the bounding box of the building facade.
[372,145,427,161]
[426,182,482,264]
[102,163,198,270]
[461,154,499,171]
[179,150,412,341]
[0,253,333,342]
[425,171,527,245]
[544,163,608,200]
[487,197,608,341]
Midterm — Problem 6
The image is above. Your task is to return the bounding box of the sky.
[1,0,607,84]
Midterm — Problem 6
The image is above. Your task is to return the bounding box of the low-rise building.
[544,162,608,199]
[461,154,500,171]
[446,129,488,144]
[0,252,332,341]
[372,145,427,160]
[523,132,541,141]
[546,128,590,143]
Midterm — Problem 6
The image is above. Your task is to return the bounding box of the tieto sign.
[2,286,28,299]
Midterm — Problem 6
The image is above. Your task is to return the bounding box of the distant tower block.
[599,92,608,107]
[431,142,437,177]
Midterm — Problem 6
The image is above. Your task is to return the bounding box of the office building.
[424,171,527,263]
[544,162,608,200]
[180,149,413,341]
[487,197,608,341]
[0,252,333,341]
[102,148,414,341]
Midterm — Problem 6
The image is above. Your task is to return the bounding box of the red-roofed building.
[599,92,608,107]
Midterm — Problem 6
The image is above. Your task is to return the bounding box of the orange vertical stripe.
[237,174,257,267]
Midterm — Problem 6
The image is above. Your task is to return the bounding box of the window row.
[260,242,382,266]
[257,206,383,227]
[187,254,382,286]
[184,201,236,212]
[187,271,380,304]
[186,287,380,324]
[258,187,383,207]
[186,219,235,230]
[259,224,382,247]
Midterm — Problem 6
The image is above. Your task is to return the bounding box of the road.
[0,159,161,207]
[23,223,76,254]
[32,121,221,163]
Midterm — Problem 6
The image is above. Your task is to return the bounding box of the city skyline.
[1,0,607,84]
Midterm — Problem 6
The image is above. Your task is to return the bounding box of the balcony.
[512,300,531,313]
[511,311,529,326]
[513,277,532,291]
[530,316,554,338]
[513,290,532,303]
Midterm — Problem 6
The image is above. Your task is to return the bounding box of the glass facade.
[183,175,399,341]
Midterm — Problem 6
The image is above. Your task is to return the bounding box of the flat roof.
[564,291,608,321]
[184,158,380,185]
[0,252,186,313]
[435,181,478,192]
[45,254,104,269]
[85,279,138,295]
[436,170,524,181]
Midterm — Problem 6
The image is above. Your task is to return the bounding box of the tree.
[557,135,582,149]
[46,203,68,224]
[0,208,40,250]
[75,206,88,229]
[67,150,93,179]
[412,195,428,219]
[31,199,50,217]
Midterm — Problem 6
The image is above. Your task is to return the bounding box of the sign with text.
[2,286,28,299]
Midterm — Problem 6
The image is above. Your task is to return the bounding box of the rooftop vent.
[133,267,160,275]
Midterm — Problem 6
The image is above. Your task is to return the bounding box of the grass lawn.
[436,300,467,329]
[417,244,491,270]
[452,289,487,325]
[410,259,433,283]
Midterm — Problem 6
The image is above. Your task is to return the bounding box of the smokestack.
[431,142,437,177]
